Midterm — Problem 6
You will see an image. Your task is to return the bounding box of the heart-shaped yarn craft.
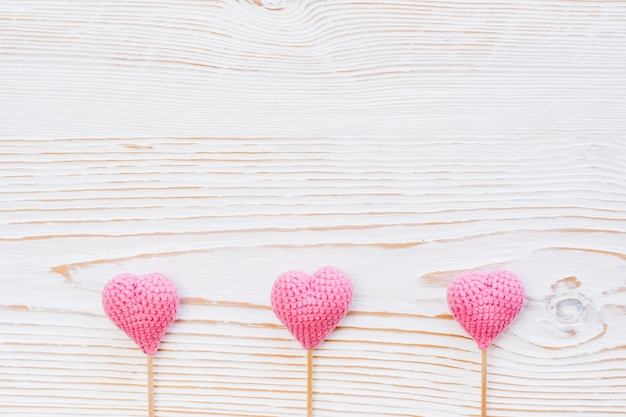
[102,273,179,356]
[271,266,353,350]
[447,270,525,349]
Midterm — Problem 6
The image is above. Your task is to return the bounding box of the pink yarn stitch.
[271,266,353,350]
[447,270,525,350]
[102,273,179,356]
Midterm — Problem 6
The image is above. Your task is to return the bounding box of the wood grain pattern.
[1,1,625,416]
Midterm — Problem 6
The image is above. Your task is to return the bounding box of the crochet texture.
[102,273,179,356]
[271,266,353,350]
[447,270,525,349]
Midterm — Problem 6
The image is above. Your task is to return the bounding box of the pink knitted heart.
[447,270,525,349]
[271,266,353,350]
[102,273,179,356]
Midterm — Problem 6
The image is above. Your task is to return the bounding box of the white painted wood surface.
[1,1,625,416]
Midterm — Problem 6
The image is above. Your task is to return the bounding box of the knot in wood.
[549,294,587,324]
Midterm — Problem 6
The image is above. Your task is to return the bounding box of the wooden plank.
[1,1,626,416]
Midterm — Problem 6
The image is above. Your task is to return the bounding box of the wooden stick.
[307,349,313,417]
[481,349,487,417]
[148,355,154,417]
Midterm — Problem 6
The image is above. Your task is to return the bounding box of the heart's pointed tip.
[300,340,320,350]
[135,337,162,356]
[142,347,158,356]
[476,339,493,350]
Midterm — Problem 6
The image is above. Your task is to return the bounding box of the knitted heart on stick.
[447,270,525,349]
[271,266,353,417]
[102,273,179,355]
[102,272,178,417]
[271,266,353,349]
[447,270,524,417]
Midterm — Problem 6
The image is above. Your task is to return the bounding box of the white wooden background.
[1,1,626,416]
